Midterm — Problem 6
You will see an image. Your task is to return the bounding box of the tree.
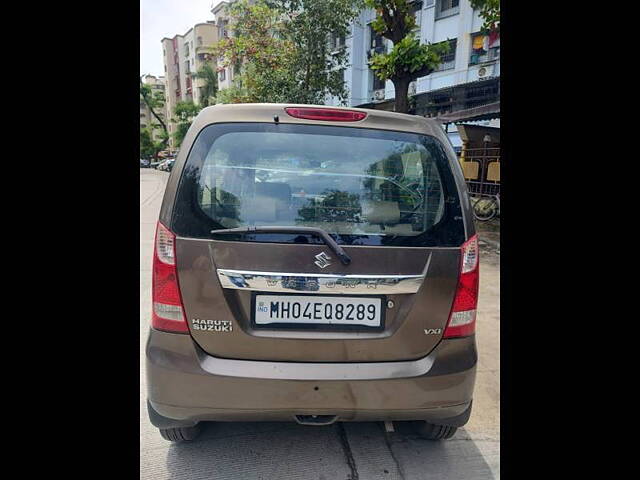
[212,0,295,103]
[267,0,364,104]
[140,127,165,160]
[366,0,450,113]
[140,128,155,159]
[470,0,500,33]
[192,64,218,107]
[139,77,169,147]
[172,101,201,147]
[215,78,253,104]
[213,0,363,105]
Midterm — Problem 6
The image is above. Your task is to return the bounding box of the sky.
[140,0,225,77]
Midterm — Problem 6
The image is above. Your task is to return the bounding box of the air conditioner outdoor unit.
[477,64,494,78]
[374,89,385,101]
[408,82,417,96]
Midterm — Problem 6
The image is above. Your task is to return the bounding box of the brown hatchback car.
[146,104,479,442]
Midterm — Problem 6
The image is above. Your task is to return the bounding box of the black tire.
[159,424,202,442]
[411,421,458,440]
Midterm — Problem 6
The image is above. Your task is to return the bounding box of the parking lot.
[140,168,500,479]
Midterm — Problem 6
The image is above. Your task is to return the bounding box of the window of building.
[435,0,459,19]
[218,20,229,38]
[434,38,457,71]
[330,32,346,51]
[372,71,385,91]
[185,60,190,74]
[469,32,500,65]
[219,69,226,81]
[368,25,385,53]
[410,1,423,32]
[197,36,203,46]
[368,24,386,91]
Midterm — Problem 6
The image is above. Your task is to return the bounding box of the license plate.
[253,295,383,328]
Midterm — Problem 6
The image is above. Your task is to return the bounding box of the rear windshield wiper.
[210,226,352,265]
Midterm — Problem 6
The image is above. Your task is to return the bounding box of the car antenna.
[273,114,279,124]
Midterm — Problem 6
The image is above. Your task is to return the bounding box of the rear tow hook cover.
[294,415,338,426]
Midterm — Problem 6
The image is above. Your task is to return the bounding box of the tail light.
[152,222,188,333]
[444,234,479,338]
[284,107,367,122]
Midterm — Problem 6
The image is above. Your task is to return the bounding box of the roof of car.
[189,103,444,138]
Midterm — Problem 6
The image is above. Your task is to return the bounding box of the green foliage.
[269,0,365,104]
[215,77,253,104]
[173,123,191,148]
[140,77,169,147]
[369,36,449,81]
[193,64,218,107]
[470,0,500,33]
[211,0,293,103]
[140,128,155,159]
[173,101,201,121]
[140,127,165,159]
[213,0,363,105]
[172,101,201,147]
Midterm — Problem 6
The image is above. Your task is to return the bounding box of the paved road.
[140,169,500,480]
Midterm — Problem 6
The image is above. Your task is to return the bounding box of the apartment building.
[161,22,219,149]
[211,1,238,91]
[140,74,166,143]
[330,0,500,146]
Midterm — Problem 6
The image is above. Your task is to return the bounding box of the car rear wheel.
[158,424,202,442]
[410,421,457,440]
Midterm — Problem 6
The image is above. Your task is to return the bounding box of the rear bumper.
[145,329,477,427]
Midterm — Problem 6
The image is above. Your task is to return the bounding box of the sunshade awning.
[435,101,500,124]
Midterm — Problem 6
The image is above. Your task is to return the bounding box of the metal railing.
[460,147,500,198]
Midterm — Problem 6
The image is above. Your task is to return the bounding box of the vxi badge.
[424,328,442,335]
[191,319,233,332]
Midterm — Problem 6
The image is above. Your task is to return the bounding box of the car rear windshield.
[172,123,465,247]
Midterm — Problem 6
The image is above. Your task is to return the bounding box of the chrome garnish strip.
[216,269,426,294]
[197,348,435,380]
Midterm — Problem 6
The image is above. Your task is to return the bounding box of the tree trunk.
[393,76,411,114]
[140,78,169,140]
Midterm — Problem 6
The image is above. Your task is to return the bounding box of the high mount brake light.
[284,107,367,122]
[444,234,479,338]
[152,222,188,333]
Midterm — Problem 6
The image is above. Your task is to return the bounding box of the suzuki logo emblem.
[314,252,332,269]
